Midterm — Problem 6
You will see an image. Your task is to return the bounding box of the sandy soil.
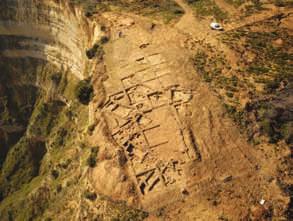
[88,1,292,220]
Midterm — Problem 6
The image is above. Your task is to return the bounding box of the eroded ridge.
[102,53,201,202]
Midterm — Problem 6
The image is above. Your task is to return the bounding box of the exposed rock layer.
[0,0,100,79]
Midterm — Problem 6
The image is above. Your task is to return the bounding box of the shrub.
[260,119,273,136]
[75,79,93,105]
[265,80,280,92]
[56,184,62,193]
[87,155,96,167]
[87,146,99,167]
[231,75,238,87]
[203,72,212,82]
[53,128,68,147]
[173,8,184,14]
[280,123,293,144]
[112,209,148,221]
[274,0,285,7]
[50,72,62,85]
[100,36,109,44]
[226,91,234,98]
[87,121,97,135]
[86,44,99,59]
[187,0,228,21]
[51,169,59,179]
[100,25,106,31]
[84,190,97,201]
[86,43,104,60]
[259,119,281,143]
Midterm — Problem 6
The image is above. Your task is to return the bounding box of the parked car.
[210,22,224,31]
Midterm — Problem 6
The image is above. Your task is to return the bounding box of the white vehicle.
[210,22,224,31]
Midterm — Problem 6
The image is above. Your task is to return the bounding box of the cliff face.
[0,1,104,220]
[0,0,94,170]
[0,0,100,79]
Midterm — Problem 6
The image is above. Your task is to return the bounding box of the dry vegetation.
[187,0,228,21]
[193,13,292,145]
[70,0,184,22]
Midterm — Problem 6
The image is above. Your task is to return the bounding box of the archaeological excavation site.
[0,0,292,220]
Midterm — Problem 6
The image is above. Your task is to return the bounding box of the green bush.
[100,36,110,44]
[87,146,99,167]
[84,190,97,201]
[86,44,100,59]
[75,79,93,105]
[51,169,59,179]
[86,43,105,60]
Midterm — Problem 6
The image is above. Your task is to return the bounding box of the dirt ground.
[88,1,292,220]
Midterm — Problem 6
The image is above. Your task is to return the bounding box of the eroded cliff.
[0,0,107,220]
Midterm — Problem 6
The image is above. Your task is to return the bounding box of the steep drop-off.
[0,0,104,220]
[0,0,100,78]
[0,0,93,176]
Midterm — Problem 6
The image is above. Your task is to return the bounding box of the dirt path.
[225,7,293,31]
[174,0,210,39]
[174,0,292,34]
[174,0,240,68]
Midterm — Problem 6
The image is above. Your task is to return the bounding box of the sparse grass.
[0,176,45,221]
[0,59,91,220]
[0,138,46,200]
[254,101,292,143]
[224,0,245,7]
[187,0,228,21]
[222,19,293,94]
[70,0,184,23]
[273,0,293,7]
[193,49,230,87]
[110,202,149,221]
[243,0,266,16]
[0,43,97,221]
[28,99,66,137]
[196,16,293,144]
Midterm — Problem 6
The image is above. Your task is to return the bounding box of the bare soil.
[87,1,292,220]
